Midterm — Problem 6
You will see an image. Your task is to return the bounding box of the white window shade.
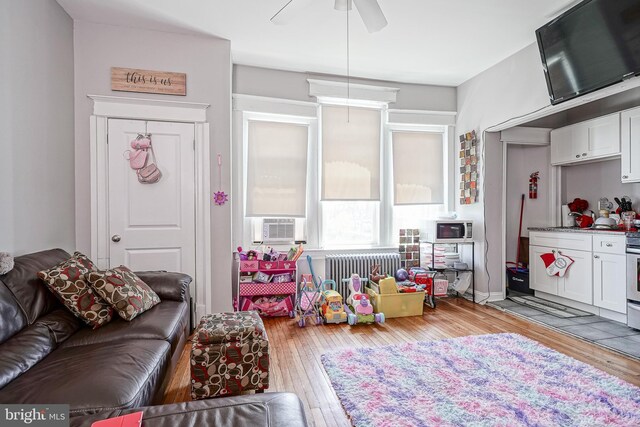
[321,105,381,201]
[392,131,444,205]
[246,120,309,217]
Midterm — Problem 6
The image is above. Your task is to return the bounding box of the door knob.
[111,235,121,242]
[623,175,629,179]
[594,255,600,259]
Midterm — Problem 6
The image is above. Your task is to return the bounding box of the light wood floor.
[163,297,640,427]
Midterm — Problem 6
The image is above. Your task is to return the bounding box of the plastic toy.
[395,268,409,282]
[345,273,385,326]
[320,280,348,324]
[237,246,248,261]
[291,277,322,327]
[346,273,361,306]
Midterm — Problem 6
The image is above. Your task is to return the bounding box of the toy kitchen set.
[529,196,640,329]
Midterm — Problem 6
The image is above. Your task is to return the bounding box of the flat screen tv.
[536,0,640,105]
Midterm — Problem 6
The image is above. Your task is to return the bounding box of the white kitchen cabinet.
[551,113,620,165]
[529,245,559,295]
[593,252,627,314]
[557,248,592,305]
[529,245,592,303]
[621,106,640,183]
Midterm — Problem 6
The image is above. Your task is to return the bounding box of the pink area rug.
[321,333,640,427]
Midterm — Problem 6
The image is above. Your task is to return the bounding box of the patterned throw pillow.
[87,266,160,321]
[37,252,113,329]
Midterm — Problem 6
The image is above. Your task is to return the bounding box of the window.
[245,119,309,217]
[234,94,451,249]
[321,105,382,201]
[391,131,445,205]
[319,104,383,247]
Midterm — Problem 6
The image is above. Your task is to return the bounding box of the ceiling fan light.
[334,0,352,12]
[353,0,387,33]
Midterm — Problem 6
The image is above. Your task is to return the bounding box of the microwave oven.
[428,220,473,243]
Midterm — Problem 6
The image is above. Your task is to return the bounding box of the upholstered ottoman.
[191,312,270,399]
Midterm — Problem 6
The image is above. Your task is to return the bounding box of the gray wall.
[73,21,233,312]
[456,42,551,297]
[0,0,75,256]
[233,64,457,111]
[563,159,640,214]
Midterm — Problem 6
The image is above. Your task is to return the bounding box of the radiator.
[325,253,401,298]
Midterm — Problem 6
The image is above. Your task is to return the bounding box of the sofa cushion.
[61,301,188,355]
[0,249,69,324]
[0,309,79,389]
[0,281,27,344]
[0,340,170,417]
[38,252,113,329]
[87,266,160,321]
[69,393,309,427]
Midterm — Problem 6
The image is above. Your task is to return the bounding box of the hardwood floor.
[164,297,640,426]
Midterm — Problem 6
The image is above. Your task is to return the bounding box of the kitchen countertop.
[528,226,635,236]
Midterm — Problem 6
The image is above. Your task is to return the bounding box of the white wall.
[73,21,233,312]
[563,159,640,214]
[505,145,552,263]
[456,42,551,296]
[0,0,75,256]
[233,65,457,111]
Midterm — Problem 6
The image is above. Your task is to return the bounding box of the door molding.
[89,95,212,318]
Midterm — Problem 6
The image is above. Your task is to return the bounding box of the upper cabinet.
[550,113,621,166]
[621,106,640,183]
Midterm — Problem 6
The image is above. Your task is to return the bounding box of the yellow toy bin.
[366,287,425,318]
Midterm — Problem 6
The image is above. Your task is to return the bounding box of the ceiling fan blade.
[334,0,352,12]
[270,0,314,25]
[352,0,387,33]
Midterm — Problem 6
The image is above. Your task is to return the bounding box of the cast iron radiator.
[325,253,400,298]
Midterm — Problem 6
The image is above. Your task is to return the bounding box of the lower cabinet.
[530,245,558,295]
[529,245,592,305]
[593,252,627,313]
[557,248,592,305]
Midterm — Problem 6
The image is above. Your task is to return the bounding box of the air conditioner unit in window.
[252,218,306,244]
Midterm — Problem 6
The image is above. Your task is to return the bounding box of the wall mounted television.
[536,0,640,105]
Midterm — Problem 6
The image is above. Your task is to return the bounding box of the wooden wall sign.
[111,67,186,96]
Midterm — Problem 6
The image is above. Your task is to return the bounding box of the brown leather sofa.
[0,248,191,416]
[0,249,308,426]
[70,393,308,427]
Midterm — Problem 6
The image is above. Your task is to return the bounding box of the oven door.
[627,250,640,302]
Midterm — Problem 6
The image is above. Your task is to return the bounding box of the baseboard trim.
[470,290,504,304]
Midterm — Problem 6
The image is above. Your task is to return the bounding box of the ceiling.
[56,0,578,86]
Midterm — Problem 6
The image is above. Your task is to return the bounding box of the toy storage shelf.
[422,241,475,307]
[235,260,298,317]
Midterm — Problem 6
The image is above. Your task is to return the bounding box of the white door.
[558,249,592,305]
[593,252,627,314]
[621,106,640,183]
[529,245,559,295]
[108,119,196,277]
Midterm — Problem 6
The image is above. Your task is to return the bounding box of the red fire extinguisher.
[529,171,539,199]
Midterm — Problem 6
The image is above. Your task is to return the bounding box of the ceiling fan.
[271,0,388,33]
